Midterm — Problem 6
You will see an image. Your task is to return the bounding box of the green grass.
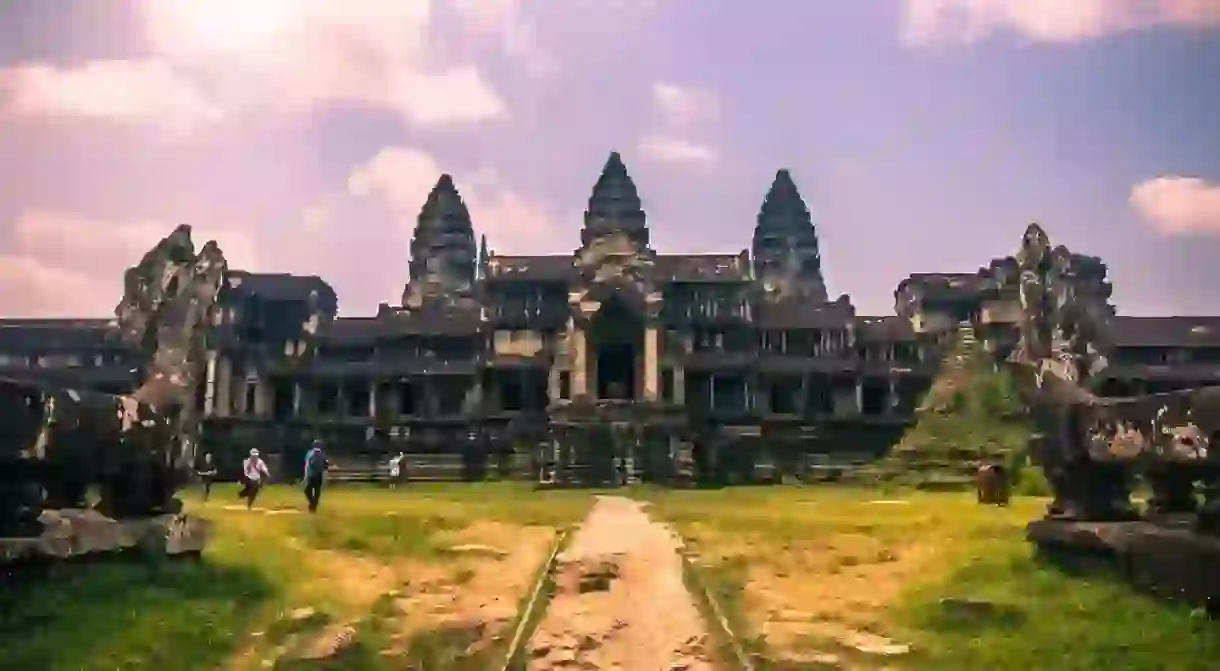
[7,483,1216,670]
[0,482,591,671]
[638,486,1220,671]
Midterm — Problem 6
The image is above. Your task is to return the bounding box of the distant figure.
[196,452,218,502]
[388,451,405,489]
[303,439,330,513]
[239,448,271,509]
[976,462,1011,506]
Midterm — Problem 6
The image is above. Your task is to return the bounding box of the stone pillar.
[854,381,864,415]
[644,325,660,401]
[572,325,589,397]
[215,355,232,418]
[255,379,270,417]
[368,380,377,419]
[548,364,561,403]
[887,378,898,414]
[203,352,218,416]
[292,381,302,417]
[674,367,686,405]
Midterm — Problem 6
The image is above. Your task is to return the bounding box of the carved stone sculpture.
[998,223,1220,533]
[0,225,228,538]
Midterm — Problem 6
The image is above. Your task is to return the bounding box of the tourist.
[388,451,405,489]
[196,452,218,502]
[239,448,271,509]
[303,439,329,513]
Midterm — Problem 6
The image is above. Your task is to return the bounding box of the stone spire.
[403,174,477,306]
[581,152,648,248]
[752,169,827,302]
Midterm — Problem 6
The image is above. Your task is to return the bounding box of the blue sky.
[1,0,1218,317]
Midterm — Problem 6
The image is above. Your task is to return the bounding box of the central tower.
[581,152,649,249]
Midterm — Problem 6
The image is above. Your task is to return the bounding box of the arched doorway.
[591,295,644,400]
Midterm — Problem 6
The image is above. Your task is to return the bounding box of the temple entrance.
[591,296,643,400]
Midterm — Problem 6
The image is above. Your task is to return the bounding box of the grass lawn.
[0,482,592,671]
[639,486,1220,671]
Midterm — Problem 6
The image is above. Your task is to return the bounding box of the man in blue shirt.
[303,438,329,513]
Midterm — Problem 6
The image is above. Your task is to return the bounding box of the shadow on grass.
[0,556,273,671]
[895,545,1220,671]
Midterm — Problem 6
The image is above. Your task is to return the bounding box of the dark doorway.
[591,296,642,400]
[598,344,636,399]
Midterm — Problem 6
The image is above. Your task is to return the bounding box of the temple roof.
[1110,316,1220,347]
[418,174,470,222]
[585,152,644,225]
[224,271,338,308]
[755,297,855,329]
[482,253,751,283]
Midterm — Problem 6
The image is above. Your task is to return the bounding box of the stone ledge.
[1028,519,1220,614]
[0,509,211,563]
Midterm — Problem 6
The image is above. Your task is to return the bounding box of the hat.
[250,448,259,457]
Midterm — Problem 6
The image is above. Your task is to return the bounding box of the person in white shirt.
[239,448,271,509]
[388,451,405,489]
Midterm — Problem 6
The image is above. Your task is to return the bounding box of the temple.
[3,152,1219,484]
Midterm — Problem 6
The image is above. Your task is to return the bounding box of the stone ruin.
[995,223,1220,612]
[0,225,225,562]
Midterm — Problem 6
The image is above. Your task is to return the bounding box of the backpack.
[306,449,328,477]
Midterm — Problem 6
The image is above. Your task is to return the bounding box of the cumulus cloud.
[1130,176,1220,236]
[449,0,555,76]
[0,0,513,133]
[0,60,222,135]
[347,146,563,253]
[652,82,720,128]
[901,0,1220,45]
[637,135,719,168]
[0,210,258,317]
[636,82,721,169]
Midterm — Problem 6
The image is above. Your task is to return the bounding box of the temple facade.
[3,152,1220,484]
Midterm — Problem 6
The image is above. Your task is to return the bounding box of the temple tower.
[581,152,649,249]
[402,174,478,307]
[751,169,828,302]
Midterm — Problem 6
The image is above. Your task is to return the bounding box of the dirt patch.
[384,523,557,654]
[527,496,715,671]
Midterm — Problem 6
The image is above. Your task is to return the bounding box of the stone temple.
[2,152,1219,484]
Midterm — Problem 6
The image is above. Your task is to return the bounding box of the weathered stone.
[0,224,228,543]
[0,510,209,561]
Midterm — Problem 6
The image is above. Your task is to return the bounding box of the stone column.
[644,325,660,401]
[674,367,686,405]
[292,381,302,417]
[203,351,218,416]
[368,380,378,419]
[548,364,561,403]
[215,355,232,418]
[887,378,899,414]
[854,381,864,415]
[255,379,270,417]
[572,324,589,397]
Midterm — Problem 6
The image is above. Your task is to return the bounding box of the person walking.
[239,448,271,509]
[196,452,218,502]
[303,439,330,513]
[388,451,405,489]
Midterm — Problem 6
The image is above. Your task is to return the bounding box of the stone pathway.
[527,495,715,670]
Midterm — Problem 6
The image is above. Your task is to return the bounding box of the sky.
[1,0,1219,319]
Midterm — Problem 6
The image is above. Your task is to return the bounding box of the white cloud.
[0,255,103,318]
[0,60,221,134]
[652,82,719,128]
[1130,176,1220,236]
[901,0,1220,45]
[0,210,259,317]
[0,0,512,133]
[346,146,562,253]
[637,135,719,167]
[449,0,555,76]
